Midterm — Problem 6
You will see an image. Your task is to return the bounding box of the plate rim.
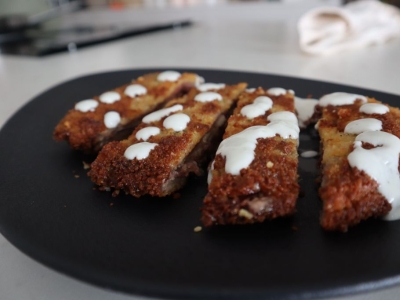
[1,68,400,300]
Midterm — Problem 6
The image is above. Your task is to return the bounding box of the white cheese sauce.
[142,104,183,123]
[267,111,299,127]
[194,92,223,102]
[197,83,225,92]
[157,71,181,82]
[319,92,367,107]
[103,111,121,129]
[345,98,399,220]
[300,150,319,158]
[124,84,147,98]
[136,127,160,141]
[359,103,389,115]
[124,142,158,160]
[246,88,256,93]
[294,96,318,128]
[240,96,273,119]
[344,118,382,135]
[99,91,121,104]
[163,113,190,131]
[216,111,299,175]
[75,99,98,112]
[347,131,400,220]
[267,87,288,96]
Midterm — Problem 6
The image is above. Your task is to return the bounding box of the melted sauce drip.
[294,96,318,128]
[348,131,400,220]
[216,111,299,175]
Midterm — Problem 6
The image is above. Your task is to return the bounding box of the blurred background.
[1,0,399,56]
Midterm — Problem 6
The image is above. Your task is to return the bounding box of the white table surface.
[1,2,400,300]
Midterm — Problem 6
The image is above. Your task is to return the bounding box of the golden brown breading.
[318,98,400,231]
[53,72,199,153]
[201,88,300,226]
[89,83,247,197]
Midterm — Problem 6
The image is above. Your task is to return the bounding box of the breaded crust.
[53,72,198,153]
[89,83,247,197]
[318,98,400,231]
[201,88,299,226]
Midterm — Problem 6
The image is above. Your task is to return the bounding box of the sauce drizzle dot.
[104,111,121,129]
[124,84,147,98]
[99,91,121,104]
[267,87,288,96]
[344,118,382,135]
[163,113,190,131]
[75,99,98,112]
[360,103,389,115]
[240,96,273,119]
[124,142,158,160]
[197,83,225,92]
[136,127,160,141]
[142,104,183,123]
[194,92,223,102]
[157,71,181,82]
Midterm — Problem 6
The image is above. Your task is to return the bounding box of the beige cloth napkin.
[298,0,400,55]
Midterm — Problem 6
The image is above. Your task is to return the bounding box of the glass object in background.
[0,0,192,56]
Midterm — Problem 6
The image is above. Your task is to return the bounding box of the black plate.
[1,69,400,300]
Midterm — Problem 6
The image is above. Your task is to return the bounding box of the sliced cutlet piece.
[201,87,300,226]
[53,71,201,153]
[318,92,400,231]
[89,83,247,197]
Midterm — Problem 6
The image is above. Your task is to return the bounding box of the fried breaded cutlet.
[201,87,300,226]
[53,71,200,153]
[89,83,247,197]
[318,92,400,231]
